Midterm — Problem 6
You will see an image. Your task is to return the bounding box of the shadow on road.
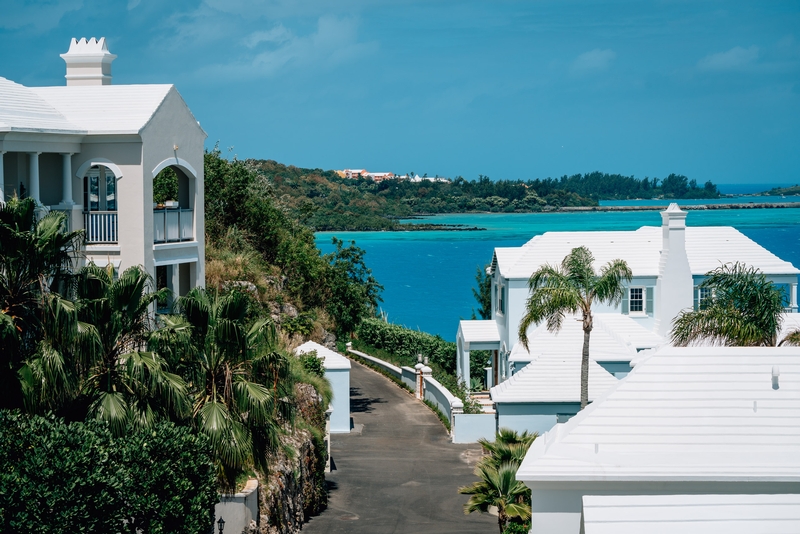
[349,387,386,413]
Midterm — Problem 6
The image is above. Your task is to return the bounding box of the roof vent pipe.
[61,37,116,86]
[772,366,780,390]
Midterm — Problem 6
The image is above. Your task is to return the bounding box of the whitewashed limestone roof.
[492,225,799,279]
[581,494,800,534]
[491,353,619,404]
[509,313,662,364]
[31,84,174,135]
[0,77,83,133]
[517,346,800,484]
[458,320,501,345]
[295,341,351,370]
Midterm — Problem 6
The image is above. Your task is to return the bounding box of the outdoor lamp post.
[217,517,225,533]
[417,353,423,364]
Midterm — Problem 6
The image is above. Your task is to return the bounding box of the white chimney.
[61,37,116,86]
[655,203,694,337]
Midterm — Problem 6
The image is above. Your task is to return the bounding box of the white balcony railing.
[154,208,193,244]
[84,211,118,244]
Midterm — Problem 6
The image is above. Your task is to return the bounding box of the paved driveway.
[303,359,496,534]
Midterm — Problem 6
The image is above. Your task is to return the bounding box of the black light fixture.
[217,516,225,533]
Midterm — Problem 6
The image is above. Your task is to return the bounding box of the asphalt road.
[302,359,496,534]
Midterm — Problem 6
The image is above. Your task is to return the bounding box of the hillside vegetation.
[246,159,719,231]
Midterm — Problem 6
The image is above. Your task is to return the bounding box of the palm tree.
[461,462,532,533]
[518,246,632,409]
[477,428,538,469]
[73,264,189,435]
[672,262,799,347]
[168,288,288,486]
[460,428,537,533]
[0,197,83,409]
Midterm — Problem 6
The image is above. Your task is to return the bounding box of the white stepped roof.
[491,353,619,403]
[509,313,660,364]
[0,77,83,133]
[581,494,800,534]
[295,341,351,370]
[458,320,501,344]
[31,84,174,135]
[492,225,799,279]
[517,346,800,484]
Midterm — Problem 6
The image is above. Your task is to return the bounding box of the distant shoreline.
[320,201,800,233]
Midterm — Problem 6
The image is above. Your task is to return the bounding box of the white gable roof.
[491,353,619,403]
[581,494,800,534]
[0,77,83,133]
[509,313,661,364]
[493,225,799,279]
[458,320,501,345]
[31,84,174,135]
[295,341,351,370]
[517,346,800,484]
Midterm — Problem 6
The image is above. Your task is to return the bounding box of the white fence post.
[415,363,424,399]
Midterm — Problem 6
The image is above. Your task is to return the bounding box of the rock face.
[257,384,327,534]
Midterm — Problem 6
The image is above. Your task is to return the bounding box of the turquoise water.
[316,208,800,341]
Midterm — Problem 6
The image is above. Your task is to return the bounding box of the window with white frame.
[629,287,644,314]
[698,287,713,309]
[497,282,505,315]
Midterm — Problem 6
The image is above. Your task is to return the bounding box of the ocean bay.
[316,207,800,341]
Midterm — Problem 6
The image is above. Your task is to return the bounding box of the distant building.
[367,172,394,182]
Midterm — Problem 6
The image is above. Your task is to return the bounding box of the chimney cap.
[60,37,117,61]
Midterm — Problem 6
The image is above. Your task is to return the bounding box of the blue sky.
[2,1,799,185]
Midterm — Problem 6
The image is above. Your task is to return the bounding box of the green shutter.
[646,287,654,315]
[693,286,699,311]
[621,289,629,314]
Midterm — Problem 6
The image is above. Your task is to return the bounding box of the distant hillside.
[760,184,800,196]
[245,159,719,231]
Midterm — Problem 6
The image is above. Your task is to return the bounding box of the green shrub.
[356,318,457,373]
[299,350,326,378]
[0,411,217,534]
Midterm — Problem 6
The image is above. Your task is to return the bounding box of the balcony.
[154,208,193,244]
[84,211,118,244]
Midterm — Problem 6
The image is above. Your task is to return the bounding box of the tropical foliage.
[671,262,800,347]
[518,246,632,409]
[157,288,292,486]
[204,147,382,336]
[472,264,492,320]
[0,197,83,410]
[460,428,537,533]
[0,411,217,534]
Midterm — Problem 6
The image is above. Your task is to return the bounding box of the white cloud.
[197,15,377,80]
[697,46,759,71]
[0,0,83,32]
[571,48,616,74]
[243,26,292,48]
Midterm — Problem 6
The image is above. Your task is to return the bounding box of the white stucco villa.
[516,346,800,534]
[0,37,206,296]
[456,203,800,385]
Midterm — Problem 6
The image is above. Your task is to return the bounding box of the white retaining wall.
[423,375,457,422]
[214,479,258,534]
[453,413,497,444]
[401,366,417,390]
[347,348,402,380]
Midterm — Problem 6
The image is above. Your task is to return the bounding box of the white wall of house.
[496,402,579,435]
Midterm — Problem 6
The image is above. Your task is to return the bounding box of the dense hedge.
[356,318,457,373]
[0,411,217,534]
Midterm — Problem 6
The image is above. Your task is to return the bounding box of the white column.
[29,152,41,203]
[61,153,74,205]
[0,151,5,203]
[792,283,797,313]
